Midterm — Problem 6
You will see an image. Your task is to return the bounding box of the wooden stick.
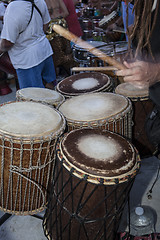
[71,66,118,72]
[52,24,127,71]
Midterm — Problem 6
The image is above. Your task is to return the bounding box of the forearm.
[149,62,160,86]
[0,39,13,52]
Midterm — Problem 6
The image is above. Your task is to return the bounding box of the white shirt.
[1,0,53,69]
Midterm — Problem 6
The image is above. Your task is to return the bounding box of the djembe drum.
[0,101,66,215]
[58,92,133,139]
[43,128,141,240]
[16,87,65,108]
[56,72,113,98]
[115,82,155,157]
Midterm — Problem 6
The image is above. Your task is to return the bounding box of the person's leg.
[16,66,45,89]
[41,56,57,88]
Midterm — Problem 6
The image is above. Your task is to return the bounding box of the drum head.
[59,92,130,122]
[115,83,149,99]
[73,40,108,50]
[60,128,139,179]
[56,72,112,96]
[16,87,64,106]
[113,41,128,54]
[88,41,128,57]
[0,101,65,139]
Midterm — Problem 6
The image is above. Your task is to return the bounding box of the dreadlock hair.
[126,0,159,61]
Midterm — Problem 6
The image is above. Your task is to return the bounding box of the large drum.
[0,101,66,215]
[56,72,113,98]
[58,92,133,139]
[43,128,141,240]
[16,87,65,108]
[115,83,155,157]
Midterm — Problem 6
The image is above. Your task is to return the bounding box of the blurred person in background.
[0,0,57,89]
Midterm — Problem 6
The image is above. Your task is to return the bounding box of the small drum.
[82,18,93,30]
[88,41,129,67]
[115,83,155,157]
[16,87,65,108]
[82,29,93,41]
[43,128,141,240]
[99,10,118,29]
[58,92,133,139]
[92,18,101,29]
[92,30,106,42]
[72,41,110,64]
[0,101,66,215]
[56,72,113,98]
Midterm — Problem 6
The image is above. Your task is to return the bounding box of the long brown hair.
[126,0,159,60]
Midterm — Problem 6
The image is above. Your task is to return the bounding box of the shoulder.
[4,1,32,26]
[6,1,31,13]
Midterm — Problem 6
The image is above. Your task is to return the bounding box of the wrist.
[149,63,160,86]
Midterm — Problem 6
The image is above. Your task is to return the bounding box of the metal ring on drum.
[43,128,141,240]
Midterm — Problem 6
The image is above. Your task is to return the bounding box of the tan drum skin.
[58,92,133,140]
[16,87,65,108]
[56,72,113,98]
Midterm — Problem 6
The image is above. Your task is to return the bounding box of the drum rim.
[115,83,149,100]
[72,40,108,49]
[58,92,132,123]
[0,101,66,141]
[56,72,112,96]
[57,131,141,185]
[16,87,65,107]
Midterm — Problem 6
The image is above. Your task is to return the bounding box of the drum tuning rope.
[9,167,46,212]
[0,134,57,215]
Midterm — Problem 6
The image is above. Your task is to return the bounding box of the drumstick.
[52,24,127,71]
[113,29,126,33]
[71,66,118,72]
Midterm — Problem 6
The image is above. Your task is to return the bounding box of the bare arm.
[0,39,14,52]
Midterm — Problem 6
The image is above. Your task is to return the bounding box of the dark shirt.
[150,4,160,60]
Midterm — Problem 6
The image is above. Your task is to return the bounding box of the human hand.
[116,60,160,88]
